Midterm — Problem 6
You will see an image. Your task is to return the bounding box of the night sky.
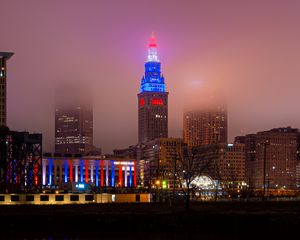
[1,0,300,153]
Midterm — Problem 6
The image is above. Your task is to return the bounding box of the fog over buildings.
[1,0,300,153]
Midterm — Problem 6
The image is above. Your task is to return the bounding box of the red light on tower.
[148,32,157,48]
[140,98,145,106]
[151,98,163,105]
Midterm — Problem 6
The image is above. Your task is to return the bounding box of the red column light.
[85,161,89,183]
[101,160,104,187]
[119,164,123,187]
[69,160,73,182]
[34,163,38,185]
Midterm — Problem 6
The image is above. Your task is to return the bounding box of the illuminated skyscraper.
[0,52,14,126]
[55,85,93,154]
[183,105,227,147]
[138,34,168,143]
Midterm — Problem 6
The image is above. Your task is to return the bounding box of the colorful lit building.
[0,52,14,127]
[42,155,137,189]
[138,33,168,143]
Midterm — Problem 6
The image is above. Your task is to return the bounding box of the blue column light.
[111,160,115,187]
[95,160,99,187]
[48,158,53,185]
[13,159,16,184]
[64,160,68,183]
[80,159,84,183]
[129,163,133,187]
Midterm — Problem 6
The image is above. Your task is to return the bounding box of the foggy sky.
[1,0,300,153]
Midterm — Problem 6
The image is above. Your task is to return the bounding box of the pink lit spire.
[147,32,159,62]
[148,32,157,47]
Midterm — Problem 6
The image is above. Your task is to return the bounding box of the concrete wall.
[0,193,150,205]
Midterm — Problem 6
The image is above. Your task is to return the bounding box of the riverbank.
[1,201,299,239]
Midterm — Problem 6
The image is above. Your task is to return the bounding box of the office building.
[140,138,185,188]
[183,105,227,147]
[244,127,300,190]
[0,52,14,126]
[55,86,93,154]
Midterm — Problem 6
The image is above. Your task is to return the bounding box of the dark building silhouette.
[138,33,168,143]
[0,52,14,127]
[55,85,93,154]
[113,145,137,159]
[0,126,42,193]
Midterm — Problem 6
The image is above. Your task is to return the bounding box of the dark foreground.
[1,201,300,239]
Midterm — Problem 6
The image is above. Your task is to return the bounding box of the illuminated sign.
[75,183,85,189]
[114,161,134,165]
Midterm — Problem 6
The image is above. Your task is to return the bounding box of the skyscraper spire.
[140,33,165,93]
[147,32,159,62]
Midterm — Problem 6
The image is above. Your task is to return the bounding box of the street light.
[155,179,160,202]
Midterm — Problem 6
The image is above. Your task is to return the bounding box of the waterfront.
[1,201,300,239]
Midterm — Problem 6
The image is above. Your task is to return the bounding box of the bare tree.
[175,145,218,211]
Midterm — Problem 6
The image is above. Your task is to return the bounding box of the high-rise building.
[0,52,14,127]
[183,105,227,147]
[138,33,168,143]
[55,86,93,155]
[244,127,300,190]
[140,138,185,188]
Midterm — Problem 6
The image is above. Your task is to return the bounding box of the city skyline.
[1,0,300,153]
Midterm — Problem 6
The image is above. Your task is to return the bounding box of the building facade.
[55,86,93,154]
[42,155,137,189]
[138,34,168,143]
[0,127,42,193]
[140,138,185,188]
[193,143,245,184]
[113,145,137,159]
[217,143,246,183]
[183,105,227,147]
[0,52,14,127]
[244,127,300,190]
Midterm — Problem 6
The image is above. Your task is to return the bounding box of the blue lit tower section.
[138,33,168,143]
